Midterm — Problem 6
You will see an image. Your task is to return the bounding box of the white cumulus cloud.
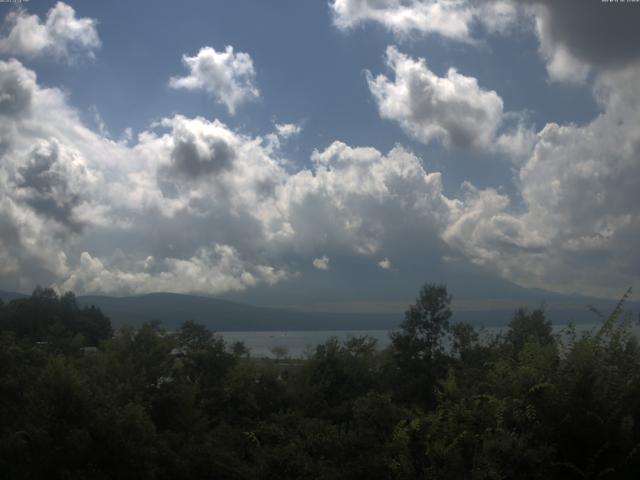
[331,0,519,42]
[0,58,287,294]
[532,5,589,84]
[331,1,640,87]
[367,46,533,156]
[60,245,290,296]
[1,55,639,300]
[378,258,392,270]
[0,2,100,60]
[443,64,640,297]
[169,46,259,115]
[275,122,302,139]
[0,58,459,296]
[313,256,330,270]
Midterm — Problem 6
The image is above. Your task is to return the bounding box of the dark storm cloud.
[171,136,236,179]
[526,0,640,68]
[17,145,83,232]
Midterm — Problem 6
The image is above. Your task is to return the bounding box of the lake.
[221,329,392,358]
[219,322,626,358]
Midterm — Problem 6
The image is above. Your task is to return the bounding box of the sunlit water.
[221,330,392,358]
[219,322,632,358]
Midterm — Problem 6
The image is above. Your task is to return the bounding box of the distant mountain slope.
[76,291,638,332]
[3,289,636,332]
[0,290,27,303]
[77,293,401,331]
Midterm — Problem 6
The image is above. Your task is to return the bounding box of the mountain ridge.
[2,288,636,332]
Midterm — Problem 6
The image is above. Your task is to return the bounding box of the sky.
[0,0,639,309]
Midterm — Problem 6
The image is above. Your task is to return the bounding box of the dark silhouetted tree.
[506,307,552,353]
[390,283,452,407]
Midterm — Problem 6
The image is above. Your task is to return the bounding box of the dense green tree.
[0,285,638,479]
[390,283,452,407]
[506,307,553,353]
[0,287,111,346]
[392,284,452,362]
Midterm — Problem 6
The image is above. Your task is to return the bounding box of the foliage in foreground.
[0,285,639,479]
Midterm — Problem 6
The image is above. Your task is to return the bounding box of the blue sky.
[28,0,598,194]
[1,1,638,308]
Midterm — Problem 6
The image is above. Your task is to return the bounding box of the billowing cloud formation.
[444,63,640,297]
[60,246,289,296]
[368,46,502,150]
[531,0,640,76]
[533,5,589,84]
[0,58,455,295]
[1,55,638,299]
[166,117,237,178]
[15,140,87,232]
[331,0,518,41]
[0,2,100,60]
[367,47,533,155]
[0,57,35,115]
[169,46,259,115]
[334,1,640,85]
[528,0,640,83]
[284,141,454,259]
[0,58,282,294]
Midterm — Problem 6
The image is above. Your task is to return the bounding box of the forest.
[1,284,639,479]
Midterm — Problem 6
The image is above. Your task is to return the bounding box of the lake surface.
[220,322,627,358]
[221,330,393,358]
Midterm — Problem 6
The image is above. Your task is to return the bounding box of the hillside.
[76,293,400,331]
[2,289,635,332]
